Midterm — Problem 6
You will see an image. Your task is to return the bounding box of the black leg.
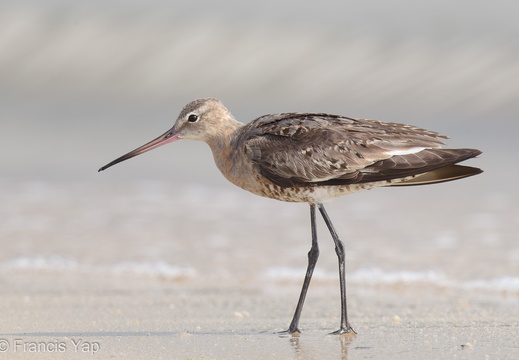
[285,203,320,334]
[317,203,356,335]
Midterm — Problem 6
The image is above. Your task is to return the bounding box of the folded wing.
[237,113,481,187]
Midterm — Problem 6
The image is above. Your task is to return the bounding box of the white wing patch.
[384,147,427,156]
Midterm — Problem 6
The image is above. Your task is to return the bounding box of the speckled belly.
[215,149,403,204]
[250,180,383,204]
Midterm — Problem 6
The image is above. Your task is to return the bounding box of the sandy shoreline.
[1,180,518,358]
[0,273,517,359]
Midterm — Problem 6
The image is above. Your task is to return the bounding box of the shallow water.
[1,178,517,296]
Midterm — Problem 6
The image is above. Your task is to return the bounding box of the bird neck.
[205,118,246,189]
[205,118,243,152]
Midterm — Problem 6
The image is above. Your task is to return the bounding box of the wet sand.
[0,272,517,359]
[1,180,518,359]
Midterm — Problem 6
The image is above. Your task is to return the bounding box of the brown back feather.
[234,112,481,188]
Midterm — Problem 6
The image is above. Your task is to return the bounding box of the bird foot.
[278,327,301,336]
[329,326,357,336]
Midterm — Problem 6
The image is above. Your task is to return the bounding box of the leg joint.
[307,245,320,260]
[334,239,345,261]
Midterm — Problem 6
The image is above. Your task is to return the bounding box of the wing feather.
[235,113,463,187]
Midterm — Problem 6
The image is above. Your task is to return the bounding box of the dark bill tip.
[97,128,179,173]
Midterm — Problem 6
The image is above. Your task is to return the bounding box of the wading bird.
[99,98,482,335]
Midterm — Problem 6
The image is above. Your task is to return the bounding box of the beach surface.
[1,273,517,359]
[1,180,517,359]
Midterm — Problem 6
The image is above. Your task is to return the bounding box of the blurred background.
[1,0,517,294]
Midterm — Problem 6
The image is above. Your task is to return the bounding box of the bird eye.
[188,114,199,123]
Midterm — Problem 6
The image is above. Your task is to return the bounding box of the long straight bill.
[98,128,179,172]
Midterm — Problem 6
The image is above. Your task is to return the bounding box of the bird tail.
[388,164,483,186]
